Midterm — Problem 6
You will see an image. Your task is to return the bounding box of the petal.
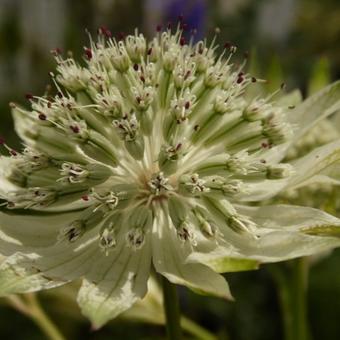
[317,162,340,183]
[236,178,288,202]
[263,82,340,164]
[187,248,260,273]
[121,277,164,325]
[0,210,85,253]
[0,195,112,299]
[238,140,340,202]
[30,233,99,280]
[287,140,340,189]
[0,253,67,296]
[287,81,340,140]
[236,204,340,262]
[77,234,152,328]
[0,226,100,296]
[151,209,232,300]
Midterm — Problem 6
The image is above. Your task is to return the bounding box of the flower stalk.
[162,276,182,340]
[181,316,218,340]
[6,293,66,340]
[270,257,309,340]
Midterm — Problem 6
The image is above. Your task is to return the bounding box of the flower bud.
[179,174,209,196]
[132,86,154,112]
[59,220,85,243]
[113,114,145,159]
[126,227,145,250]
[192,41,214,73]
[95,88,124,119]
[222,179,246,196]
[148,172,173,196]
[242,100,272,122]
[227,214,258,236]
[99,211,124,255]
[125,32,146,63]
[173,61,196,89]
[192,206,217,239]
[99,227,116,255]
[262,114,293,145]
[126,205,152,250]
[109,41,131,72]
[6,188,56,209]
[56,59,91,92]
[158,143,182,174]
[163,47,180,71]
[266,164,293,179]
[213,93,230,114]
[176,221,197,245]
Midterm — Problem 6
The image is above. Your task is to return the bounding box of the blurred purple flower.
[165,0,206,40]
[145,0,207,41]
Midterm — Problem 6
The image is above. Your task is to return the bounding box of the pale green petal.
[260,143,290,164]
[238,204,340,231]
[77,235,152,328]
[0,253,67,296]
[287,81,340,140]
[0,246,97,296]
[287,140,340,189]
[236,204,340,262]
[188,248,260,273]
[238,141,340,201]
[152,209,232,300]
[292,174,340,187]
[0,207,100,296]
[0,210,85,252]
[121,277,164,325]
[320,162,340,182]
[332,110,340,131]
[193,204,340,269]
[262,82,340,164]
[33,233,99,277]
[236,178,288,202]
[0,231,99,296]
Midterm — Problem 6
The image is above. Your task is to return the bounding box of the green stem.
[7,294,66,340]
[291,257,309,340]
[181,316,218,340]
[162,276,182,340]
[270,257,309,340]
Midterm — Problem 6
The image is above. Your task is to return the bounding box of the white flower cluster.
[0,26,340,327]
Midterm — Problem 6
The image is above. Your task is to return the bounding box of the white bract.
[1,27,340,328]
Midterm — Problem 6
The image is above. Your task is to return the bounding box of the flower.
[1,26,340,328]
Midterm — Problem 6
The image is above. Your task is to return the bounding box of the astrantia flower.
[1,27,340,327]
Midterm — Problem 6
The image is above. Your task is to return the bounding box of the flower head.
[1,26,340,327]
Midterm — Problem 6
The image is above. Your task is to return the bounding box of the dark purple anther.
[38,113,47,120]
[84,48,93,60]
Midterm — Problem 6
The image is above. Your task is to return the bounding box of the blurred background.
[0,0,339,339]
